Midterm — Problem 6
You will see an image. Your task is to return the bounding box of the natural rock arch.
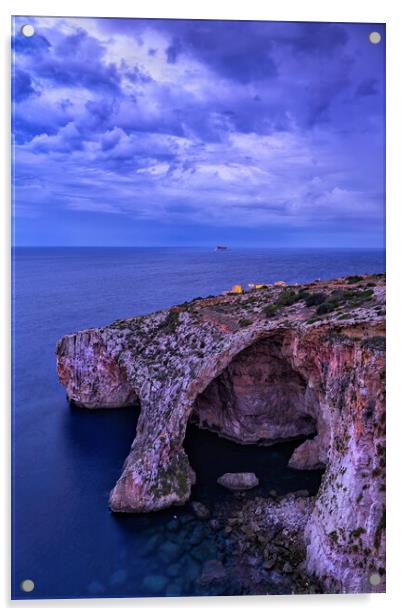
[107,329,330,514]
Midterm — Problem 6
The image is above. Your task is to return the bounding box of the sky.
[12,17,385,248]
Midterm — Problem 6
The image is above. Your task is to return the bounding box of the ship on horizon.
[214,245,228,251]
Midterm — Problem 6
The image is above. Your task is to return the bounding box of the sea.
[12,247,385,599]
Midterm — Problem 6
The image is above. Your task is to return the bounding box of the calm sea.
[12,247,385,599]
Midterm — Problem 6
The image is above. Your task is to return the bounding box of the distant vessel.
[214,245,228,251]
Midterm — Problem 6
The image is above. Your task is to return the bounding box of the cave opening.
[184,334,324,502]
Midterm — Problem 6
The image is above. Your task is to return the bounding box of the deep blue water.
[12,247,385,599]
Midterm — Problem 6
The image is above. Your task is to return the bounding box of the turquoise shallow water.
[12,247,385,599]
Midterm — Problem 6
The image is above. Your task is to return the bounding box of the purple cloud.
[11,16,385,248]
[12,69,37,102]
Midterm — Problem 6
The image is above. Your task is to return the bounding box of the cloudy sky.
[12,17,385,247]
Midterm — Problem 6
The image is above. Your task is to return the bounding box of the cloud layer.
[12,17,385,247]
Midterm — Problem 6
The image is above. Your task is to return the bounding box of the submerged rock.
[138,533,163,557]
[187,525,206,547]
[159,540,182,562]
[191,501,211,519]
[166,517,180,531]
[142,574,168,593]
[198,559,227,585]
[209,518,221,531]
[87,580,105,595]
[217,472,259,491]
[179,554,201,584]
[166,562,181,578]
[109,568,127,586]
[165,580,184,597]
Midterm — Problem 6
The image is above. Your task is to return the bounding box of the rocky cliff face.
[56,274,385,593]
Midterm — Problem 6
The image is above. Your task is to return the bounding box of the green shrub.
[356,289,374,300]
[316,301,338,315]
[296,288,310,300]
[346,275,364,284]
[161,310,180,333]
[264,304,277,317]
[330,289,347,302]
[305,292,327,307]
[238,318,252,328]
[347,289,374,307]
[276,288,298,307]
[328,530,338,543]
[350,527,366,538]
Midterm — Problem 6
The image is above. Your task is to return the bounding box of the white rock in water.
[217,472,259,491]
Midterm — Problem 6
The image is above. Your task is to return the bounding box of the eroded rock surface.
[193,336,317,444]
[56,274,385,592]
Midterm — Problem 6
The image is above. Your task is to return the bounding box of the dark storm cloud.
[284,22,348,55]
[162,20,278,83]
[12,69,37,102]
[12,17,385,247]
[37,29,121,94]
[13,24,121,95]
[165,37,183,64]
[95,18,279,83]
[12,30,50,55]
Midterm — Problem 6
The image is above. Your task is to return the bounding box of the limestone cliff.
[56,274,385,593]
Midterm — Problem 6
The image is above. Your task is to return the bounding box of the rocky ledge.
[56,274,385,593]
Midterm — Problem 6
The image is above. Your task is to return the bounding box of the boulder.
[217,472,259,491]
[191,501,211,520]
[292,489,310,498]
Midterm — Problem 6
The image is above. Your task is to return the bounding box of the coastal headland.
[56,274,386,593]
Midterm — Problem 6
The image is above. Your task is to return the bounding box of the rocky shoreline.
[204,492,323,595]
[132,489,324,597]
[130,491,324,596]
[56,273,386,593]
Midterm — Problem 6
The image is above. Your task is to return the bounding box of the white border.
[1,0,401,613]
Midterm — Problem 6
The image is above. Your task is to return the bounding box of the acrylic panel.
[11,16,386,599]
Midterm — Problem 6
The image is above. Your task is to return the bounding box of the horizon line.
[12,245,386,250]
